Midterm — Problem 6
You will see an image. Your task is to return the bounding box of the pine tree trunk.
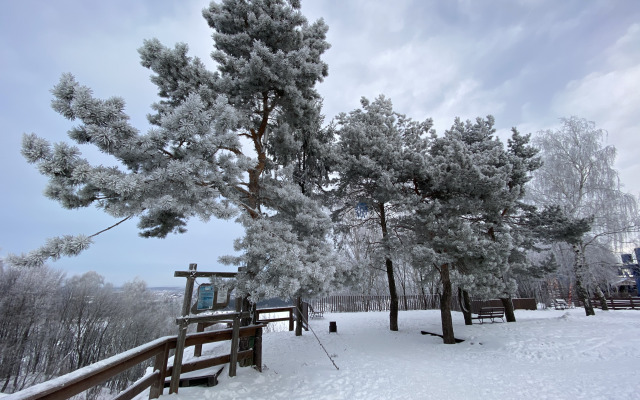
[439,264,456,344]
[458,287,472,325]
[595,286,608,311]
[385,257,399,331]
[572,243,595,316]
[379,203,398,331]
[500,296,516,322]
[420,283,429,310]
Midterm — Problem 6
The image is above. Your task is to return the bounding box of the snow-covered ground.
[162,309,640,400]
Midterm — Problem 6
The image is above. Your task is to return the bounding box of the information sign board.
[196,284,215,311]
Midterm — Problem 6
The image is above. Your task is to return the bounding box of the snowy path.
[161,309,640,399]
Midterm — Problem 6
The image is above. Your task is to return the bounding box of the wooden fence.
[589,297,640,310]
[4,324,265,400]
[307,295,435,313]
[307,295,537,313]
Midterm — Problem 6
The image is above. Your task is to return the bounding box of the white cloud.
[552,23,640,193]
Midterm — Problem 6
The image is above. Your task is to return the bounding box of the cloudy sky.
[1,0,639,287]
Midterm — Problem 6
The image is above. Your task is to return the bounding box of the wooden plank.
[184,325,264,347]
[295,297,303,336]
[170,263,197,395]
[165,350,253,378]
[169,325,189,394]
[174,271,238,278]
[194,323,205,357]
[256,306,295,313]
[113,371,160,400]
[253,327,263,372]
[149,342,170,399]
[175,312,248,325]
[256,317,291,323]
[229,315,240,377]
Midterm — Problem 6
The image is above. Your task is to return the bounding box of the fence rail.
[254,306,296,331]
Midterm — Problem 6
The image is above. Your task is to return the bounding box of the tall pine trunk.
[379,203,398,331]
[458,287,472,325]
[500,296,516,322]
[439,264,456,344]
[572,243,595,316]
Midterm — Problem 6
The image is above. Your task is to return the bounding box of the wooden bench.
[552,299,568,310]
[472,307,505,323]
[309,304,324,319]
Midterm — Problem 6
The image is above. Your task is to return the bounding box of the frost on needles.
[9,0,341,301]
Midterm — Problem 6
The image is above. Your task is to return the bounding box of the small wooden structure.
[170,264,258,394]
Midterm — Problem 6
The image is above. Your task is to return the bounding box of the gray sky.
[1,0,639,287]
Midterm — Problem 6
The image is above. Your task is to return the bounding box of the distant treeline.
[0,263,181,398]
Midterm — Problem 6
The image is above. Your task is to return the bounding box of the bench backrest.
[479,307,504,315]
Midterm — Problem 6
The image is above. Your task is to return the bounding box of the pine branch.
[89,215,135,238]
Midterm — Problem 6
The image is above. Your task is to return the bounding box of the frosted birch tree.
[528,117,640,315]
[9,0,339,301]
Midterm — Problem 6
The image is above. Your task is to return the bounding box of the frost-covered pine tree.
[330,95,432,331]
[406,117,539,343]
[10,0,339,301]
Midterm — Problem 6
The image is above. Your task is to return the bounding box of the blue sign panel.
[196,284,215,310]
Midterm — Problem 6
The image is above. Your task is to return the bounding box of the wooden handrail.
[4,325,265,400]
[254,306,296,331]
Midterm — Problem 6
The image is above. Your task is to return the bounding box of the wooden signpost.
[170,263,248,394]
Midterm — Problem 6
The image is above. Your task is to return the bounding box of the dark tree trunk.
[572,243,595,316]
[379,203,399,331]
[439,264,456,344]
[420,283,429,310]
[385,257,399,331]
[238,296,253,367]
[595,286,608,311]
[458,287,472,325]
[500,296,516,322]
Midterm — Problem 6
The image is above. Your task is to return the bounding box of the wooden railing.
[254,306,296,331]
[4,324,265,400]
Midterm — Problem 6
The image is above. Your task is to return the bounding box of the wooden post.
[295,296,303,336]
[229,314,240,377]
[149,342,170,399]
[170,263,197,394]
[193,323,205,357]
[288,308,294,331]
[302,301,309,331]
[253,327,263,372]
